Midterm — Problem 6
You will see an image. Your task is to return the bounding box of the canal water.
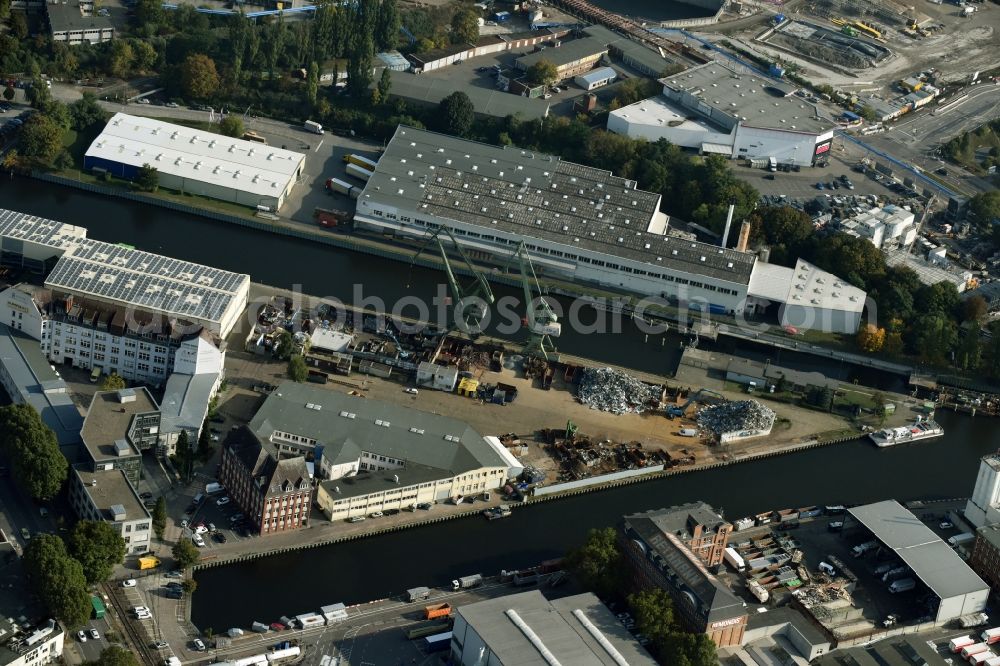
[584,0,719,23]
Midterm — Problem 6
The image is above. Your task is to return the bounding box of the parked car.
[815,182,825,190]
[370,511,384,518]
[90,628,100,640]
[216,497,230,506]
[77,630,87,642]
[122,579,137,588]
[192,638,206,651]
[348,516,366,523]
[164,570,183,579]
[940,520,954,529]
[404,387,418,395]
[213,532,227,544]
[417,502,432,510]
[140,492,153,499]
[153,641,169,649]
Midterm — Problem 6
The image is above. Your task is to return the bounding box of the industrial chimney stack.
[736,220,752,253]
[720,204,735,248]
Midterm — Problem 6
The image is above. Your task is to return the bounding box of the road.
[861,82,1000,197]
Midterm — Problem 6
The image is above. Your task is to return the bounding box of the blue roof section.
[0,324,83,447]
[577,66,617,85]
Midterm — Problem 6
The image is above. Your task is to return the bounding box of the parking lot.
[729,152,908,201]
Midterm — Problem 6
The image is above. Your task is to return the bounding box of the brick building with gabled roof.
[218,426,312,536]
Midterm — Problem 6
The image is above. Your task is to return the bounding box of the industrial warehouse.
[245,382,523,521]
[354,126,865,332]
[607,63,836,167]
[84,113,306,211]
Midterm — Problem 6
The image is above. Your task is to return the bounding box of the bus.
[423,632,452,653]
[242,131,268,145]
[406,622,451,640]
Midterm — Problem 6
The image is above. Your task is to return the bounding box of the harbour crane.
[410,226,496,334]
[504,241,560,360]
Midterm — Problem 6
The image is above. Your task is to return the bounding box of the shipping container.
[91,595,106,619]
[971,653,994,666]
[963,643,989,660]
[424,603,453,620]
[346,163,373,182]
[423,632,453,652]
[982,628,1000,644]
[952,636,976,653]
[326,178,355,197]
[346,154,379,170]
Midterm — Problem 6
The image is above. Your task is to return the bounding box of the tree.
[109,40,135,79]
[152,497,167,540]
[100,372,126,391]
[135,163,159,192]
[909,313,958,364]
[962,295,988,323]
[180,53,220,101]
[85,646,140,666]
[377,67,392,104]
[68,92,106,131]
[0,404,68,501]
[437,91,474,137]
[858,105,877,123]
[274,328,294,360]
[23,535,91,628]
[68,521,127,585]
[660,631,717,666]
[749,206,813,264]
[306,60,319,107]
[871,391,887,421]
[182,578,198,594]
[856,324,885,352]
[628,589,675,644]
[956,323,983,371]
[969,190,1000,229]
[450,8,479,44]
[172,538,200,569]
[565,527,622,598]
[2,86,13,102]
[10,11,27,40]
[806,385,833,411]
[219,115,244,138]
[526,59,558,86]
[18,114,64,166]
[288,355,308,382]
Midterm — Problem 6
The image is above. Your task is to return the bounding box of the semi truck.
[314,207,353,228]
[950,533,976,547]
[344,154,379,170]
[982,627,1000,644]
[326,177,360,199]
[723,547,746,572]
[452,574,483,590]
[952,636,976,653]
[962,643,989,660]
[406,586,430,602]
[304,120,324,135]
[345,163,373,182]
[424,603,453,620]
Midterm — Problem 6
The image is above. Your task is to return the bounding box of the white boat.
[869,418,943,448]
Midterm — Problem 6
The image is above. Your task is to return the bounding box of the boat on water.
[869,418,944,448]
[483,505,512,521]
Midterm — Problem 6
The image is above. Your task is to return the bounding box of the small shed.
[574,66,617,91]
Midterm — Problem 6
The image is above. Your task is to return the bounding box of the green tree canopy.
[628,589,675,644]
[437,91,474,137]
[85,645,140,666]
[69,521,127,585]
[288,355,308,382]
[565,527,622,598]
[100,373,126,391]
[180,53,220,101]
[152,497,167,541]
[219,115,244,138]
[659,631,718,666]
[969,190,1000,230]
[377,67,392,104]
[0,404,68,501]
[450,8,479,44]
[18,113,64,166]
[526,60,558,86]
[749,206,813,263]
[172,538,200,569]
[135,163,159,192]
[68,92,106,131]
[23,535,91,628]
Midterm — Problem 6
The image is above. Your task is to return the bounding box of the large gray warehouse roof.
[849,500,988,600]
[249,382,514,476]
[457,591,657,665]
[360,126,756,284]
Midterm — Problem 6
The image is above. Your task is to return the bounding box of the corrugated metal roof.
[85,113,306,199]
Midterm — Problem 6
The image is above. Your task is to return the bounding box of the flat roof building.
[451,590,658,666]
[84,113,306,211]
[46,0,114,45]
[608,62,836,167]
[515,37,609,79]
[384,70,551,120]
[582,25,679,78]
[355,126,864,332]
[965,453,1000,529]
[885,248,972,293]
[0,619,64,666]
[848,500,989,624]
[69,466,151,554]
[80,388,160,487]
[248,382,521,519]
[0,208,249,337]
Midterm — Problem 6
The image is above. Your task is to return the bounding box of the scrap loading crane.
[410,226,496,334]
[504,241,561,360]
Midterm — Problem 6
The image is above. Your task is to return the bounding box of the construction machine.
[410,226,496,334]
[504,241,560,360]
[666,388,726,417]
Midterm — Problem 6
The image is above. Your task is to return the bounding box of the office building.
[69,467,151,554]
[246,382,522,520]
[80,388,160,486]
[85,114,306,211]
[966,453,1000,528]
[608,62,836,167]
[0,619,64,666]
[515,37,609,79]
[848,500,989,624]
[450,590,658,666]
[633,502,733,567]
[355,127,866,333]
[218,426,312,536]
[46,0,113,45]
[971,524,1000,596]
[622,507,748,646]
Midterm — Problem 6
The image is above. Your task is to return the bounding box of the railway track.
[101,582,160,665]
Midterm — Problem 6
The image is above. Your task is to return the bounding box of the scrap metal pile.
[578,367,660,415]
[697,400,776,435]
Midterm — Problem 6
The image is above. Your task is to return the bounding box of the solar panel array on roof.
[360,126,756,284]
[0,208,87,250]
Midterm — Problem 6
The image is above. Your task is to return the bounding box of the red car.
[270,622,286,631]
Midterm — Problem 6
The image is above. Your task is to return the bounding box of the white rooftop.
[576,66,617,85]
[609,94,719,133]
[748,259,865,314]
[309,327,353,353]
[85,113,306,199]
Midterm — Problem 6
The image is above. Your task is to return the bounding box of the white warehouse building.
[607,63,836,167]
[84,113,306,211]
[353,126,865,333]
